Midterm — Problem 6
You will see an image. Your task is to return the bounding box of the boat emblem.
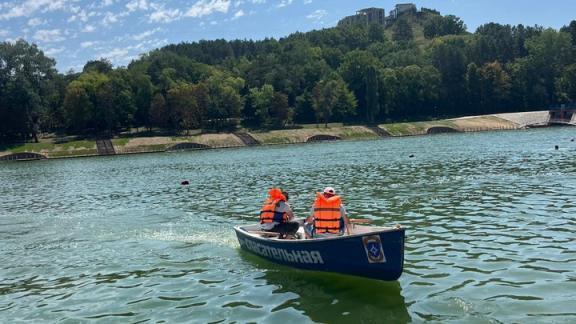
[362,235,386,263]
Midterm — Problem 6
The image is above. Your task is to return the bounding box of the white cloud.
[33,29,65,42]
[103,12,120,25]
[82,25,96,32]
[232,9,244,20]
[277,0,293,8]
[306,9,326,20]
[28,18,45,26]
[99,48,130,61]
[81,41,97,48]
[0,29,9,37]
[149,5,181,23]
[102,0,114,6]
[68,9,90,23]
[186,0,230,18]
[0,0,70,20]
[251,0,266,3]
[126,0,148,12]
[45,47,65,56]
[132,28,160,40]
[303,0,312,4]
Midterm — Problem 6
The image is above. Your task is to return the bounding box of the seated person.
[305,187,350,238]
[260,188,299,239]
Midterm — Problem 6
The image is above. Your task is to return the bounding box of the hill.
[1,7,575,143]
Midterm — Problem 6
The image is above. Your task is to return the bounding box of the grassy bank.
[379,116,517,136]
[0,114,530,160]
[250,125,377,145]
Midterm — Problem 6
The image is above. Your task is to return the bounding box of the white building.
[388,3,417,20]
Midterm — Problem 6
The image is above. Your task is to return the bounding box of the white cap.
[323,187,335,195]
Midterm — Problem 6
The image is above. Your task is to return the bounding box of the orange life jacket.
[313,192,342,234]
[260,188,289,224]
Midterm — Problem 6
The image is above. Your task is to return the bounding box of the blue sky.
[1,0,575,72]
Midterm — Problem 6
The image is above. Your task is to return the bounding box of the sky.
[1,0,575,72]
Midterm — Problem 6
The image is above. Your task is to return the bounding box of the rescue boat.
[234,220,405,281]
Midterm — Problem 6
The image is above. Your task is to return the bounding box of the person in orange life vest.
[304,187,350,238]
[260,188,299,238]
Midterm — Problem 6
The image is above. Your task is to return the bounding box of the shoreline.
[1,110,573,162]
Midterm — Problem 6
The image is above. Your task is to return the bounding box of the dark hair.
[281,190,289,201]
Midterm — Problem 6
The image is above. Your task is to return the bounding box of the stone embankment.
[0,110,572,161]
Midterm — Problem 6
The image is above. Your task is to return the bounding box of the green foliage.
[0,40,57,142]
[393,18,414,42]
[560,20,576,45]
[555,64,576,103]
[149,93,168,128]
[430,37,469,114]
[62,69,135,134]
[167,82,202,132]
[466,62,512,114]
[2,11,576,143]
[423,15,467,39]
[250,84,275,128]
[312,76,357,126]
[202,72,244,132]
[471,23,542,64]
[83,59,113,74]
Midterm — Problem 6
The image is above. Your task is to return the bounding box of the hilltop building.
[338,8,386,26]
[388,3,417,20]
[338,3,417,27]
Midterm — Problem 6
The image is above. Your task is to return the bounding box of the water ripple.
[1,128,576,322]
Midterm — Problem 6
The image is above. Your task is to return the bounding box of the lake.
[1,127,575,323]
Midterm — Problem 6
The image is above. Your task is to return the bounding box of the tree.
[522,29,574,105]
[465,63,482,113]
[478,62,511,113]
[294,90,315,124]
[83,59,113,74]
[560,20,576,45]
[368,23,387,43]
[167,82,202,133]
[249,84,275,128]
[0,40,57,142]
[339,50,382,122]
[424,15,467,39]
[62,70,135,134]
[555,64,576,103]
[270,92,292,128]
[248,84,292,129]
[203,72,244,131]
[395,65,441,118]
[131,72,154,130]
[364,66,379,123]
[377,68,398,118]
[393,18,413,42]
[149,93,168,129]
[62,84,93,133]
[430,37,468,115]
[312,77,357,127]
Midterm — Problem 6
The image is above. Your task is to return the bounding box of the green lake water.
[1,127,575,323]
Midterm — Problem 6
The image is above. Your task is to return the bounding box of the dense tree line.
[1,9,576,142]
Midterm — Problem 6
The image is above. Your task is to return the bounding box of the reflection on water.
[1,127,576,322]
[241,251,410,323]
